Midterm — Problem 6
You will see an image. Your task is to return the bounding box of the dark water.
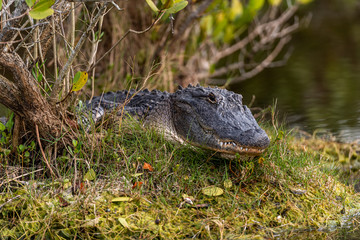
[232,0,360,143]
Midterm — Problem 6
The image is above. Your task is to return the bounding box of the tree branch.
[208,36,291,85]
[50,3,109,103]
[0,74,21,110]
[211,4,298,64]
[0,0,28,52]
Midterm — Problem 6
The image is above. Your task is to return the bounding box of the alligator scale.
[85,85,270,156]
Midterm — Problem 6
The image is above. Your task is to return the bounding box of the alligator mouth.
[187,139,267,156]
[214,139,266,155]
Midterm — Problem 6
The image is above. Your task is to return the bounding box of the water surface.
[231,0,360,142]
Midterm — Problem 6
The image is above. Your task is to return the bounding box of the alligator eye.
[207,93,217,103]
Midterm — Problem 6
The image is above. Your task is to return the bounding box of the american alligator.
[85,85,270,156]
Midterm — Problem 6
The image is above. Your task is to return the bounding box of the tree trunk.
[0,52,71,144]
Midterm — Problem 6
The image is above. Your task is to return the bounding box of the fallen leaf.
[131,173,143,177]
[82,217,100,227]
[143,162,154,171]
[83,168,96,181]
[118,217,130,228]
[182,194,194,201]
[112,197,132,202]
[258,157,265,164]
[290,188,307,195]
[58,195,70,207]
[63,179,72,189]
[193,203,210,208]
[224,179,232,189]
[118,217,139,230]
[202,186,224,196]
[132,181,143,189]
[80,182,86,194]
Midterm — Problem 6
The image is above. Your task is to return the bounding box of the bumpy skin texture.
[85,85,270,156]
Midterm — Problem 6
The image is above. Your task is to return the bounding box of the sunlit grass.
[0,117,359,239]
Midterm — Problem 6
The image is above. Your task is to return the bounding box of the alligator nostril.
[255,129,270,148]
[239,129,270,149]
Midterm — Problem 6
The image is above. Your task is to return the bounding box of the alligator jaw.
[211,139,267,156]
[184,138,267,156]
[217,140,266,155]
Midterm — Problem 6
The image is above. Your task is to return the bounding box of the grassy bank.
[1,117,360,239]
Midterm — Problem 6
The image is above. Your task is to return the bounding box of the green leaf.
[2,149,11,156]
[145,0,159,13]
[202,186,224,196]
[72,139,78,148]
[230,0,243,20]
[268,0,281,6]
[0,122,5,132]
[29,8,54,20]
[72,71,88,92]
[276,130,284,141]
[29,0,55,20]
[247,0,264,11]
[297,0,313,4]
[5,114,14,131]
[0,0,2,11]
[83,168,96,181]
[19,144,26,152]
[25,0,36,7]
[165,1,188,14]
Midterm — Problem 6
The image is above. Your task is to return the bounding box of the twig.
[211,4,298,64]
[0,168,44,189]
[209,36,291,85]
[88,12,104,102]
[88,10,165,72]
[8,22,49,31]
[35,124,57,179]
[50,3,109,103]
[0,0,16,16]
[0,195,21,210]
[52,16,58,81]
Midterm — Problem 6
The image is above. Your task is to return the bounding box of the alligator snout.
[242,128,270,149]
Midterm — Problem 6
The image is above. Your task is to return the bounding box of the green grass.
[0,118,360,239]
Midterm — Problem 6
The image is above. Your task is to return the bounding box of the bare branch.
[88,10,165,72]
[50,3,109,103]
[0,0,28,52]
[211,4,298,64]
[208,36,291,85]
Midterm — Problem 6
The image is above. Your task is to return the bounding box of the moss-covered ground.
[1,117,360,239]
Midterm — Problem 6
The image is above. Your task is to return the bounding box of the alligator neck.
[143,99,184,144]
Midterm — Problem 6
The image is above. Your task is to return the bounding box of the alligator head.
[170,86,270,156]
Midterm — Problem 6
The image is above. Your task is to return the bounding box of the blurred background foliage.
[86,0,312,93]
